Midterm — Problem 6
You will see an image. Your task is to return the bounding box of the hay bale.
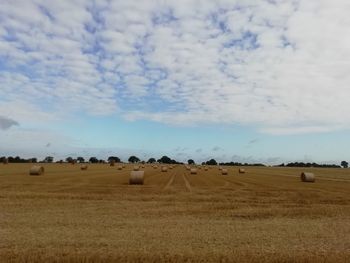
[204,167,208,171]
[153,165,158,169]
[117,165,123,170]
[133,165,140,171]
[129,171,144,185]
[29,166,44,176]
[80,165,88,170]
[161,166,168,172]
[239,168,245,174]
[218,167,222,170]
[190,168,197,174]
[110,160,115,166]
[301,172,315,183]
[221,169,228,175]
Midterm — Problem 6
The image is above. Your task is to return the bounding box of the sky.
[0,0,350,164]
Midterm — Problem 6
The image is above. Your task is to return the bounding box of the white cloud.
[0,0,349,135]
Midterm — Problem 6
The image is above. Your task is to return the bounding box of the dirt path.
[182,173,192,192]
[163,172,176,191]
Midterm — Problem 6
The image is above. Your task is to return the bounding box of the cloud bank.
[1,0,349,134]
[0,116,19,130]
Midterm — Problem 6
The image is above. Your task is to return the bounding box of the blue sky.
[0,0,349,164]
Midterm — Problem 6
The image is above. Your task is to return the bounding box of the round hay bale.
[161,166,168,172]
[117,165,123,170]
[133,165,140,171]
[204,167,208,171]
[221,169,228,175]
[301,172,315,183]
[129,171,144,185]
[239,168,245,174]
[122,165,126,168]
[110,160,115,167]
[218,167,222,170]
[29,166,44,176]
[80,165,88,170]
[153,165,158,169]
[190,168,197,174]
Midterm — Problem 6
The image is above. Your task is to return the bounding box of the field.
[0,164,350,262]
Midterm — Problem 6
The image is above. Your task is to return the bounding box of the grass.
[0,164,349,262]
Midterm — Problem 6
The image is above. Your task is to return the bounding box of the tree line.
[0,155,349,168]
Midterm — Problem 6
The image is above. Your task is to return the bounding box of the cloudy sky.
[0,0,349,164]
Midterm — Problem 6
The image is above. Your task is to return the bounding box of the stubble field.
[0,164,349,262]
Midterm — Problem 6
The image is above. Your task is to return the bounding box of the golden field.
[0,164,349,262]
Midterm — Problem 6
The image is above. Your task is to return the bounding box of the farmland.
[0,164,350,262]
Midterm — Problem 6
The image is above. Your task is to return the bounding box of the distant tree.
[44,156,54,163]
[341,161,348,168]
[89,157,98,163]
[99,159,105,163]
[66,157,73,163]
[147,158,156,163]
[128,156,140,163]
[108,156,121,163]
[158,156,172,164]
[188,159,195,165]
[206,159,217,165]
[77,157,85,163]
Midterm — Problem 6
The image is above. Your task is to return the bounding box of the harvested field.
[0,164,350,262]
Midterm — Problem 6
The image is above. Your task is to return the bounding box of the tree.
[158,156,172,164]
[66,157,73,163]
[188,159,195,165]
[147,158,156,163]
[341,161,348,168]
[108,156,121,163]
[89,157,98,163]
[77,157,85,163]
[44,156,54,163]
[29,158,37,163]
[206,159,217,165]
[128,156,140,163]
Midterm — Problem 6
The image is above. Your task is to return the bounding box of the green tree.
[188,159,195,165]
[147,158,156,163]
[128,156,140,163]
[206,159,217,165]
[77,157,85,163]
[44,156,54,163]
[341,161,348,168]
[89,157,98,163]
[108,156,121,163]
[158,156,172,164]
